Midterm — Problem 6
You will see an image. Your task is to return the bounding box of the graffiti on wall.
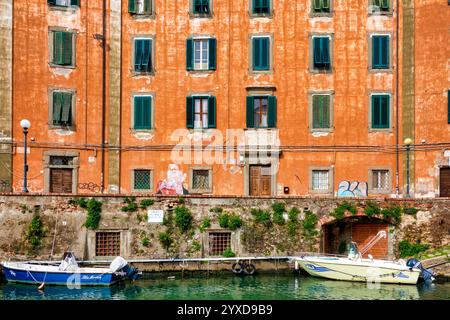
[157,164,189,195]
[338,181,368,197]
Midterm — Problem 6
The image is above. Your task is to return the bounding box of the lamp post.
[20,119,31,193]
[404,138,413,198]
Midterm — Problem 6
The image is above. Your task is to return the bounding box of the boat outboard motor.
[109,257,142,281]
[406,258,436,283]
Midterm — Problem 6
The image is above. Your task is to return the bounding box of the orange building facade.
[0,0,449,198]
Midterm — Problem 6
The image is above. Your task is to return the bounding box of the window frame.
[95,231,121,258]
[369,93,392,131]
[368,33,393,72]
[249,0,273,18]
[309,166,334,195]
[206,231,233,257]
[190,0,213,18]
[309,34,334,74]
[193,96,210,129]
[131,35,155,76]
[48,88,77,131]
[193,39,210,71]
[186,36,217,72]
[48,28,76,68]
[189,166,213,194]
[308,91,334,133]
[131,168,154,193]
[131,93,154,132]
[249,34,273,73]
[368,0,393,16]
[310,0,333,17]
[368,168,392,194]
[128,0,155,18]
[48,0,80,10]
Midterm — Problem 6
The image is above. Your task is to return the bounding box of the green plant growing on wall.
[223,248,236,258]
[398,240,430,258]
[177,196,185,204]
[140,198,154,209]
[286,207,300,237]
[140,231,150,247]
[364,201,381,218]
[209,206,223,214]
[251,208,272,227]
[190,240,201,253]
[218,212,243,230]
[70,197,88,209]
[121,196,139,213]
[272,202,286,225]
[84,198,102,230]
[137,211,149,223]
[332,201,357,220]
[403,207,419,216]
[159,232,173,250]
[26,215,46,250]
[381,206,402,225]
[175,206,193,233]
[199,218,211,232]
[302,210,319,239]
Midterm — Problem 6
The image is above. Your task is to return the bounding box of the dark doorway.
[249,165,271,196]
[440,167,450,197]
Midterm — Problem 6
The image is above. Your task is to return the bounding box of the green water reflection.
[1,274,449,300]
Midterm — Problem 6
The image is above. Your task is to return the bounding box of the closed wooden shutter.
[128,0,136,13]
[253,37,269,70]
[267,96,277,128]
[246,96,255,128]
[186,96,194,128]
[207,96,216,128]
[62,32,73,66]
[250,166,271,196]
[208,38,216,70]
[440,168,450,197]
[50,169,73,194]
[186,39,194,71]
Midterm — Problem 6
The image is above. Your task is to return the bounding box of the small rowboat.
[1,252,141,287]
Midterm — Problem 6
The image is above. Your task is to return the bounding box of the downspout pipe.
[100,0,107,193]
[395,0,400,198]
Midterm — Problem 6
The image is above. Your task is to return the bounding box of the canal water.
[1,274,449,300]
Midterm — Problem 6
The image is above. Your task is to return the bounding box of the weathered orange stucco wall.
[6,0,449,197]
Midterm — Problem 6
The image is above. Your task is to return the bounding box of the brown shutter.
[440,168,450,197]
[50,169,73,194]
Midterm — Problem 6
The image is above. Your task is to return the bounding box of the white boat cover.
[109,256,128,272]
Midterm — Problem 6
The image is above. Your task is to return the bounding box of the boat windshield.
[347,242,361,260]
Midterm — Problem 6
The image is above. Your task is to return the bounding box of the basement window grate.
[95,232,121,257]
[208,232,231,256]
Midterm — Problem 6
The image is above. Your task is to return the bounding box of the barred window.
[192,170,210,191]
[133,169,152,190]
[50,156,73,166]
[208,232,231,256]
[312,170,329,190]
[371,170,390,191]
[95,232,120,257]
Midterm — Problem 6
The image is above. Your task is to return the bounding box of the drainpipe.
[395,0,400,198]
[100,0,107,193]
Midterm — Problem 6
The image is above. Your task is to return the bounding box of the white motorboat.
[292,231,435,285]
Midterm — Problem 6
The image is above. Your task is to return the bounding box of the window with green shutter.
[371,0,390,12]
[52,31,74,66]
[48,0,80,7]
[313,36,331,71]
[253,0,271,15]
[134,39,153,73]
[312,0,331,13]
[193,0,210,14]
[134,96,152,130]
[372,35,390,69]
[252,37,270,71]
[52,91,73,127]
[128,0,152,15]
[371,95,390,129]
[187,38,216,71]
[312,95,331,129]
[186,96,216,129]
[246,96,276,128]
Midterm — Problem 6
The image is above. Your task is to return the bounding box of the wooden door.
[440,168,450,197]
[50,168,73,194]
[250,165,271,196]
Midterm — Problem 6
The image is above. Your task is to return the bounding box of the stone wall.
[0,195,448,263]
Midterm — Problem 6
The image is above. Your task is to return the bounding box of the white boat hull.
[295,256,421,285]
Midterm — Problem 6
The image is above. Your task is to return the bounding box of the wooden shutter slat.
[134,97,143,129]
[261,37,270,70]
[208,38,217,70]
[186,39,194,70]
[186,97,194,128]
[62,32,73,66]
[128,0,136,13]
[61,93,72,123]
[53,92,63,123]
[246,96,255,128]
[142,97,152,129]
[208,96,216,128]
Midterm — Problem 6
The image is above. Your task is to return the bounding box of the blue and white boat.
[1,252,141,287]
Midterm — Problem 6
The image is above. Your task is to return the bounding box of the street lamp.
[20,119,31,193]
[404,138,413,198]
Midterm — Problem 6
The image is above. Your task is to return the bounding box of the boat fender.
[243,264,256,275]
[231,262,243,274]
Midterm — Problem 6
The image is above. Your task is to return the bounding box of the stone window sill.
[49,63,76,69]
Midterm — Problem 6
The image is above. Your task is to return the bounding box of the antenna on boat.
[38,214,59,291]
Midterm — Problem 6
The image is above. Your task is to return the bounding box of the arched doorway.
[322,216,392,259]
